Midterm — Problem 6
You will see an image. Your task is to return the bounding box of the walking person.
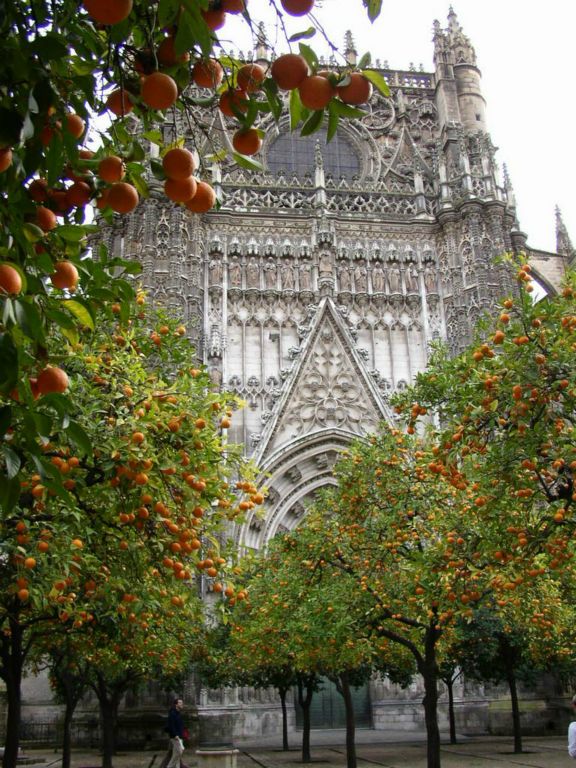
[568,695,576,758]
[161,697,186,768]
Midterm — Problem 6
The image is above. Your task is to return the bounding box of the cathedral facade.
[78,9,575,739]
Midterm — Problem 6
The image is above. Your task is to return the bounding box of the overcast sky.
[222,0,575,254]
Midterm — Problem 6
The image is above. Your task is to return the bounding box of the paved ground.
[16,732,576,768]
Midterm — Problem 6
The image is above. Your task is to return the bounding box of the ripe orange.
[164,176,198,203]
[232,127,262,156]
[66,181,92,207]
[280,0,314,14]
[221,0,245,11]
[35,206,58,232]
[107,182,139,213]
[17,588,30,602]
[65,113,85,139]
[0,147,13,173]
[141,72,179,111]
[51,261,79,290]
[132,431,145,444]
[236,63,266,93]
[37,366,69,395]
[0,264,23,295]
[82,0,133,25]
[106,88,134,116]
[201,7,226,29]
[218,88,248,117]
[24,557,37,569]
[298,75,336,110]
[185,181,216,213]
[98,155,125,183]
[157,36,190,67]
[337,73,373,105]
[71,538,83,549]
[28,178,48,203]
[270,53,308,90]
[192,59,224,89]
[162,147,196,180]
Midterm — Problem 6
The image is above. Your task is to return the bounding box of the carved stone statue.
[424,266,437,293]
[405,266,419,293]
[318,251,333,276]
[371,261,385,292]
[281,263,294,290]
[299,262,312,291]
[354,260,367,292]
[389,265,401,293]
[338,265,351,292]
[228,257,242,287]
[209,258,222,285]
[264,258,277,289]
[246,257,260,289]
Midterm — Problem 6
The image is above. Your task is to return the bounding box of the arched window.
[267,127,360,180]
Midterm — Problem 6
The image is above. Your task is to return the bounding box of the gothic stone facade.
[51,11,573,742]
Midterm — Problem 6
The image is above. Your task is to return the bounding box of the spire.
[556,206,575,260]
[502,164,517,210]
[343,31,357,66]
[255,22,270,62]
[445,9,477,66]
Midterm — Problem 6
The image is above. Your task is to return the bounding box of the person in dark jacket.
[163,698,185,768]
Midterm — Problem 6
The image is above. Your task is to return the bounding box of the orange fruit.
[157,36,190,67]
[222,0,245,11]
[17,588,30,602]
[28,178,49,202]
[98,155,125,183]
[201,7,226,29]
[185,181,216,213]
[280,0,314,14]
[24,557,37,569]
[132,431,145,444]
[162,147,196,180]
[337,73,373,105]
[298,75,336,110]
[232,127,262,156]
[107,182,139,213]
[0,264,23,295]
[35,206,58,232]
[236,63,266,93]
[270,53,308,90]
[218,88,248,117]
[141,72,179,111]
[164,176,198,203]
[0,147,13,173]
[192,59,224,89]
[96,188,111,210]
[82,0,132,25]
[66,181,92,207]
[106,88,134,116]
[51,261,79,290]
[37,366,69,395]
[65,113,85,139]
[71,538,83,549]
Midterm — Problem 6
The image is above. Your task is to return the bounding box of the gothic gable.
[254,299,393,462]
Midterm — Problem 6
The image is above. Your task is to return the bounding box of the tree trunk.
[507,670,522,754]
[420,629,442,768]
[278,686,289,751]
[61,698,77,768]
[94,677,122,768]
[337,672,356,768]
[297,678,314,763]
[446,678,456,745]
[1,619,24,768]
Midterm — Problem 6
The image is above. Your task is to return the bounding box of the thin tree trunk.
[278,686,289,751]
[94,677,122,768]
[61,698,77,768]
[420,629,442,768]
[446,678,456,745]
[507,671,522,754]
[338,673,356,768]
[1,620,24,768]
[297,678,314,763]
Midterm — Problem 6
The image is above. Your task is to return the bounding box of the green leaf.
[358,52,372,69]
[298,43,319,73]
[0,333,18,395]
[3,446,21,480]
[0,107,24,146]
[142,130,164,145]
[13,300,45,344]
[364,0,382,22]
[329,100,367,120]
[231,152,264,172]
[66,421,92,456]
[30,34,69,60]
[361,69,391,97]
[290,88,303,132]
[327,105,339,142]
[150,158,166,181]
[0,475,21,515]
[0,406,12,435]
[300,109,324,137]
[288,28,316,43]
[56,225,91,243]
[63,299,95,331]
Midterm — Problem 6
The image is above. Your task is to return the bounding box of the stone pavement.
[16,733,576,768]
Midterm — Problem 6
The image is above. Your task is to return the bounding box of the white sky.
[221,0,576,254]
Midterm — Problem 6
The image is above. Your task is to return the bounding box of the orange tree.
[293,426,535,768]
[0,301,262,768]
[226,530,414,768]
[0,0,389,507]
[393,263,576,579]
